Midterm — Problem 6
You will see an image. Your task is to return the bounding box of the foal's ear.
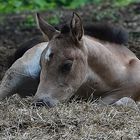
[36,13,59,40]
[70,12,84,41]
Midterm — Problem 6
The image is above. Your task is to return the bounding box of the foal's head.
[34,13,88,107]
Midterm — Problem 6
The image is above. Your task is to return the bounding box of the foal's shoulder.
[84,23,129,45]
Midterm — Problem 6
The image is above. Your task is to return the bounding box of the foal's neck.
[83,36,126,86]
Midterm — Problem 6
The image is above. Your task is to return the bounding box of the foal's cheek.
[78,61,87,77]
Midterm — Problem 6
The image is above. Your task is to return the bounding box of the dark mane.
[84,23,128,45]
[55,23,129,45]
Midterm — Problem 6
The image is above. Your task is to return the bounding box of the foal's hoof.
[114,97,139,110]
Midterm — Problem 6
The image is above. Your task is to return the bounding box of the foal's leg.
[0,43,47,100]
[114,97,139,109]
[0,63,40,100]
[0,68,22,100]
[100,85,140,105]
[99,96,139,110]
[0,67,39,100]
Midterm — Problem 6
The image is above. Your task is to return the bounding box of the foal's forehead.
[46,38,74,54]
[45,39,77,60]
[49,34,75,48]
[44,34,83,61]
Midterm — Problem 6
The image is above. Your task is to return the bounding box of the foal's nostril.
[32,99,46,107]
[32,98,55,108]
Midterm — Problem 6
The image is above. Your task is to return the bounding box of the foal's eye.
[49,53,54,59]
[61,60,73,73]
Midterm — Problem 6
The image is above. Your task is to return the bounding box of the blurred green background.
[0,0,139,14]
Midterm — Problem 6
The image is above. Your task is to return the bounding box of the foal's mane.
[55,22,129,45]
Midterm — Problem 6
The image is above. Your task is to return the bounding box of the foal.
[0,13,140,107]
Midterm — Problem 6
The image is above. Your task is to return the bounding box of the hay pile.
[0,95,140,140]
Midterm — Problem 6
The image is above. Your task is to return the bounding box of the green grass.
[114,0,139,6]
[23,15,36,28]
[21,14,60,28]
[0,0,138,28]
[0,0,138,14]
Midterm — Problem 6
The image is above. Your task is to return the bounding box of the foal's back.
[101,40,137,65]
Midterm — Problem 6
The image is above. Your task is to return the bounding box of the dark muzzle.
[32,97,56,108]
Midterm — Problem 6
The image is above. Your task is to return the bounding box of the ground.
[0,96,140,139]
[0,2,140,139]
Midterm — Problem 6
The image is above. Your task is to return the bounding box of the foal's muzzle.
[32,97,57,108]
